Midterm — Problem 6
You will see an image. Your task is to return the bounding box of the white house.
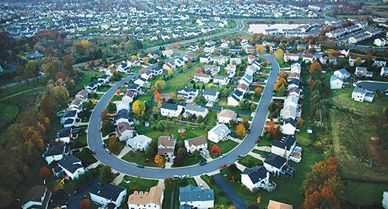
[194,73,212,83]
[177,87,199,100]
[225,64,237,77]
[280,119,297,136]
[290,63,301,74]
[280,104,297,120]
[185,136,207,153]
[56,127,72,144]
[116,122,135,141]
[241,166,270,192]
[230,57,242,66]
[204,65,221,75]
[271,135,297,159]
[160,103,183,117]
[184,104,209,118]
[381,67,388,77]
[57,155,85,180]
[126,135,152,151]
[90,184,127,209]
[162,49,174,58]
[228,89,244,106]
[203,90,219,102]
[21,185,52,209]
[217,109,237,124]
[42,144,70,164]
[330,75,344,90]
[179,185,214,209]
[352,87,374,103]
[355,67,372,77]
[208,124,231,143]
[284,53,300,62]
[374,38,387,47]
[200,56,211,63]
[157,136,176,162]
[334,68,351,80]
[263,153,288,176]
[134,77,148,87]
[127,186,163,209]
[213,76,229,86]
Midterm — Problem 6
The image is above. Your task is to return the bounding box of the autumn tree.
[277,84,286,96]
[355,57,362,66]
[308,60,322,74]
[265,120,282,139]
[154,154,165,167]
[274,77,287,91]
[39,166,51,178]
[297,118,304,127]
[108,135,122,155]
[167,69,173,77]
[100,165,115,184]
[153,79,166,90]
[255,87,262,96]
[236,123,247,139]
[274,49,284,64]
[255,44,265,54]
[210,145,222,156]
[132,100,146,116]
[80,198,91,209]
[24,60,40,78]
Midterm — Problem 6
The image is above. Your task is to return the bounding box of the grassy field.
[0,103,19,129]
[75,71,103,91]
[122,150,155,166]
[163,66,196,93]
[208,140,239,158]
[343,180,388,206]
[238,155,262,168]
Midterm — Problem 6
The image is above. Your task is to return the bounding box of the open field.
[0,103,19,129]
[163,66,196,93]
[119,175,158,194]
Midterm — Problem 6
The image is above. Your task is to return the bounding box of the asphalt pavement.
[87,54,279,179]
[356,80,388,92]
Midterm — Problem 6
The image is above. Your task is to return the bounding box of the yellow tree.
[153,79,166,90]
[255,87,262,95]
[167,69,173,77]
[255,44,265,54]
[274,48,284,63]
[132,100,146,116]
[154,154,165,167]
[257,196,261,205]
[236,123,247,139]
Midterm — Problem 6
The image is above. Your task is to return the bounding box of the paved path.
[112,173,125,185]
[248,152,265,161]
[214,173,247,209]
[87,54,279,179]
[194,176,210,189]
[254,146,271,152]
[117,147,132,158]
[235,162,247,172]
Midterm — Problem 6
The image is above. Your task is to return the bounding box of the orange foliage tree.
[308,60,322,74]
[236,123,247,139]
[255,87,262,95]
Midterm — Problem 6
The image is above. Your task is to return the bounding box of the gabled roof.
[272,135,296,150]
[186,136,207,146]
[58,155,83,173]
[179,184,214,202]
[57,127,72,138]
[185,104,207,113]
[161,103,179,110]
[203,89,218,96]
[90,184,126,201]
[264,153,287,169]
[22,185,48,206]
[243,165,268,184]
[43,143,69,157]
[63,110,77,118]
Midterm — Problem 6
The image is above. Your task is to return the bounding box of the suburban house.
[90,184,127,209]
[177,87,199,100]
[381,67,388,77]
[204,65,221,75]
[134,77,148,87]
[115,109,129,125]
[146,64,163,76]
[271,135,297,159]
[126,135,152,151]
[116,122,135,141]
[202,90,219,102]
[208,123,231,143]
[85,81,98,92]
[245,65,257,76]
[42,143,70,164]
[127,186,164,209]
[355,67,373,77]
[56,127,72,144]
[199,56,211,63]
[141,71,154,81]
[57,155,85,180]
[185,136,207,153]
[280,105,297,120]
[268,200,293,209]
[334,68,351,80]
[62,110,78,124]
[162,49,174,58]
[284,53,300,62]
[230,57,242,65]
[21,185,52,209]
[373,59,387,67]
[374,38,387,47]
[175,57,186,68]
[264,153,292,176]
[98,74,110,84]
[228,89,244,106]
[217,109,237,124]
[330,75,344,90]
[237,82,249,94]
[163,61,176,71]
[158,136,176,162]
[184,104,209,118]
[280,118,297,135]
[352,87,374,103]
[240,74,253,86]
[122,91,135,105]
[225,64,237,77]
[290,63,301,74]
[213,76,229,86]
[128,83,140,93]
[160,103,183,117]
[241,166,271,192]
[212,56,228,65]
[75,89,89,101]
[194,73,212,83]
[179,185,214,209]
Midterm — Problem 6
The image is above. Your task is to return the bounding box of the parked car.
[137,164,144,168]
[199,161,207,166]
[220,164,228,168]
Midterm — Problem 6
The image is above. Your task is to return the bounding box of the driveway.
[214,173,247,209]
[87,54,279,179]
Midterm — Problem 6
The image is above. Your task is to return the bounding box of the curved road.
[356,80,388,92]
[87,54,279,179]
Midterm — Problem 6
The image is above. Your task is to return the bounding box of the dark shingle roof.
[42,144,69,157]
[90,184,126,201]
[243,166,268,184]
[161,103,179,110]
[264,153,287,169]
[57,127,72,138]
[179,185,214,202]
[272,135,296,150]
[58,155,83,173]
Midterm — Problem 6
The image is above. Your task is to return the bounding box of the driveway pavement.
[87,54,279,179]
[214,173,247,209]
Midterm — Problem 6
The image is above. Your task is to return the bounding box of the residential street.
[87,54,280,179]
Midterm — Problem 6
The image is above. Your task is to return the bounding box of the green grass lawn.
[75,71,103,91]
[206,110,218,126]
[122,150,155,166]
[238,155,262,168]
[208,140,239,158]
[119,175,158,194]
[252,149,270,156]
[201,175,232,206]
[342,180,388,206]
[163,66,196,93]
[0,103,19,129]
[176,151,206,167]
[329,87,388,116]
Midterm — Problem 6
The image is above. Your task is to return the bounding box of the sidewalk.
[85,161,101,170]
[112,173,125,185]
[194,176,210,189]
[235,162,247,172]
[254,146,271,152]
[248,152,265,161]
[117,146,132,158]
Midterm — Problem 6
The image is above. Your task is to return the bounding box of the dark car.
[220,164,228,168]
[91,150,96,154]
[199,161,207,166]
[137,164,145,168]
[237,155,243,160]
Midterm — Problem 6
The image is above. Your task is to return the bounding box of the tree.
[79,198,91,209]
[257,196,261,205]
[154,90,162,102]
[228,206,236,209]
[154,154,165,167]
[308,60,322,74]
[25,60,40,78]
[255,87,262,96]
[108,135,121,154]
[210,145,222,156]
[132,100,146,116]
[167,69,173,77]
[39,166,51,178]
[274,78,287,91]
[277,84,286,96]
[274,49,284,63]
[100,165,115,184]
[236,123,247,139]
[355,57,362,66]
[255,44,265,54]
[297,118,304,127]
[153,79,166,90]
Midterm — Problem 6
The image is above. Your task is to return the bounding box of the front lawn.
[201,175,232,206]
[208,140,239,158]
[238,155,262,168]
[119,175,158,194]
[122,150,155,167]
[163,66,196,93]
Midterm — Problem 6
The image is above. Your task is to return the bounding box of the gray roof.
[353,87,367,94]
[203,89,218,96]
[90,184,126,201]
[161,103,179,110]
[179,185,214,202]
[42,144,69,157]
[243,166,268,184]
[264,153,286,169]
[185,104,207,113]
[58,155,83,173]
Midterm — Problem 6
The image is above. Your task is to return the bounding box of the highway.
[87,54,279,179]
